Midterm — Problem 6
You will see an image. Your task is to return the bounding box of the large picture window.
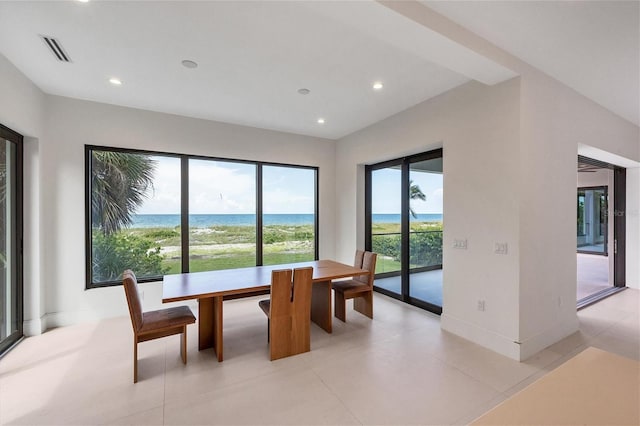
[86,146,318,288]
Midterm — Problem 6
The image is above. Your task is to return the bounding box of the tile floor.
[1,289,638,425]
[577,253,610,300]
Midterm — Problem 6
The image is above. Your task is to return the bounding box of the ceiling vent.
[39,35,71,62]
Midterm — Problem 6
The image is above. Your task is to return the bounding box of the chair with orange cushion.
[333,250,377,322]
[122,270,195,382]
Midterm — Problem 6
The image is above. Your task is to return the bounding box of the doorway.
[0,124,23,356]
[365,149,443,315]
[576,156,625,308]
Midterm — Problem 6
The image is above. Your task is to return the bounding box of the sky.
[135,155,442,216]
[137,156,315,215]
[371,167,443,214]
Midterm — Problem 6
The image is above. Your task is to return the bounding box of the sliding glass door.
[369,162,403,296]
[0,125,23,355]
[408,157,443,307]
[366,149,443,314]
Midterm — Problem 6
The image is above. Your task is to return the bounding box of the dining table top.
[162,259,369,303]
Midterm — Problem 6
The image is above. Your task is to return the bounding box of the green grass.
[372,221,442,234]
[376,256,401,274]
[128,220,440,274]
[132,224,315,273]
[162,250,315,273]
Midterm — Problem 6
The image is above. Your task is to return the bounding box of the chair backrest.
[123,270,143,332]
[354,249,365,269]
[269,269,293,317]
[292,267,313,318]
[269,267,313,318]
[268,267,313,359]
[355,251,377,287]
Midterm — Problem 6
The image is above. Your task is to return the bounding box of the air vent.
[39,35,71,62]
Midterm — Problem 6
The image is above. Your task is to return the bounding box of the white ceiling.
[0,1,637,140]
[423,0,640,126]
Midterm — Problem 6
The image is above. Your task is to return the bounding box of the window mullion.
[256,164,263,266]
[181,156,189,273]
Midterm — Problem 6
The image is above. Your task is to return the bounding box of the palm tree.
[91,151,157,235]
[409,180,426,219]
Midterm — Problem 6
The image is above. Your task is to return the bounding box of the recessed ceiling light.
[373,82,384,90]
[109,78,122,86]
[317,118,325,124]
[181,60,198,69]
[298,88,310,95]
[77,0,89,3]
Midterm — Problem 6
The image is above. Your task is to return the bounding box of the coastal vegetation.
[372,221,443,274]
[92,219,441,281]
[129,224,315,273]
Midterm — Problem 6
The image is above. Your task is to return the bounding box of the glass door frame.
[365,148,443,315]
[576,155,626,309]
[0,123,24,356]
[577,155,626,289]
[576,185,608,256]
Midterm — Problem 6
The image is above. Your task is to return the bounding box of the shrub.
[92,231,168,282]
[372,230,443,267]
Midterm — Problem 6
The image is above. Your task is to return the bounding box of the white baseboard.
[441,313,521,360]
[35,301,199,331]
[441,312,580,361]
[23,316,45,336]
[518,315,579,359]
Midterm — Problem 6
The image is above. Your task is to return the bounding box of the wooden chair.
[258,267,313,361]
[122,270,195,383]
[333,250,377,322]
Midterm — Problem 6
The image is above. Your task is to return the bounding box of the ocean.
[130,213,443,228]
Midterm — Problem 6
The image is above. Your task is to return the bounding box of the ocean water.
[130,213,443,228]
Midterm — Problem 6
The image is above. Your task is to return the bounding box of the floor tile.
[164,368,358,425]
[1,288,638,425]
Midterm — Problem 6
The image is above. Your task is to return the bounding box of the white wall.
[0,54,44,138]
[517,72,638,358]
[37,95,337,328]
[337,78,523,358]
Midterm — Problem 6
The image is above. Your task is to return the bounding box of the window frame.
[0,123,24,356]
[85,145,319,289]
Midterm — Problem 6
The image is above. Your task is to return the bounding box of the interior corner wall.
[0,53,46,335]
[517,71,640,359]
[336,78,523,359]
[38,95,337,328]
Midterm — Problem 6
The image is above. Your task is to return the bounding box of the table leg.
[311,280,332,333]
[198,297,214,350]
[212,296,223,362]
[198,296,224,361]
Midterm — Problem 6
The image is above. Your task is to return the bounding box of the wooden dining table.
[162,259,369,361]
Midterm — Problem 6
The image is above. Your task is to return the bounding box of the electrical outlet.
[477,300,485,311]
[454,239,468,249]
[494,242,508,255]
